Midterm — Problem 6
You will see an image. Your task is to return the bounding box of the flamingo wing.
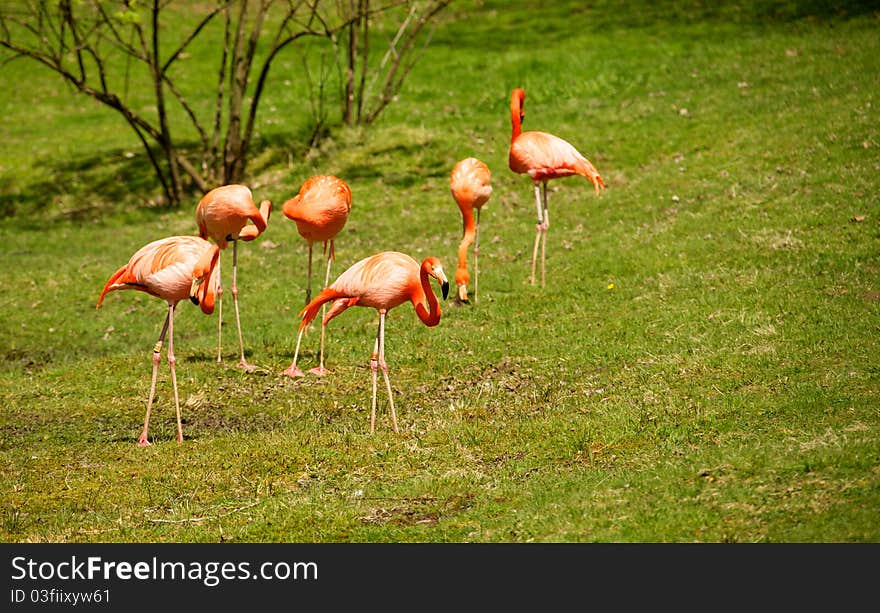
[509,131,583,179]
[196,184,265,245]
[282,175,352,242]
[97,236,217,308]
[333,251,417,310]
[451,157,493,210]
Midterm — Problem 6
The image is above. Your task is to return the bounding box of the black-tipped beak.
[441,281,449,300]
[189,278,202,306]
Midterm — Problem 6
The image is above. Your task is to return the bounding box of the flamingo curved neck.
[459,206,476,246]
[414,263,441,327]
[510,95,523,140]
[457,209,476,283]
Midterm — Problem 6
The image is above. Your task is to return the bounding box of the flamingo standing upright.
[284,251,449,433]
[508,87,606,287]
[196,184,272,371]
[96,235,221,446]
[450,157,492,304]
[281,175,352,376]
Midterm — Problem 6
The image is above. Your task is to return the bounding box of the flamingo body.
[195,183,272,370]
[285,251,449,433]
[196,184,271,248]
[509,130,601,184]
[451,157,492,303]
[282,174,352,246]
[97,236,220,313]
[97,235,220,446]
[508,88,605,287]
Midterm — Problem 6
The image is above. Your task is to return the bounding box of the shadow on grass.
[1,92,451,228]
[1,124,330,228]
[436,0,880,53]
[2,145,177,229]
[341,144,449,188]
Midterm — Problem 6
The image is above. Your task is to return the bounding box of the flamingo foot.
[137,433,152,447]
[308,365,330,376]
[238,359,257,373]
[282,365,306,378]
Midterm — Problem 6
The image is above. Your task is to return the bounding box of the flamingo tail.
[575,157,606,193]
[96,265,133,308]
[297,288,350,332]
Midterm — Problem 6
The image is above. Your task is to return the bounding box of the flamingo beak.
[189,278,202,306]
[457,284,469,304]
[433,265,449,300]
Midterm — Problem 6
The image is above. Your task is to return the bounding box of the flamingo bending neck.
[510,88,525,141]
[414,258,444,327]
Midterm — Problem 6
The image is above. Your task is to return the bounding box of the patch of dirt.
[358,493,475,526]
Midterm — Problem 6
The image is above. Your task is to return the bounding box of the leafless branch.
[161,3,228,75]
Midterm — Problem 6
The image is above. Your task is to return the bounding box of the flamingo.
[196,184,272,372]
[450,157,492,304]
[284,251,449,433]
[508,87,606,287]
[281,175,352,376]
[96,235,221,446]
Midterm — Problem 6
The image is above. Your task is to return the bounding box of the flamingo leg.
[305,242,314,305]
[139,308,172,447]
[474,208,481,304]
[215,259,223,362]
[530,182,543,285]
[378,311,399,433]
[369,323,381,434]
[231,240,256,372]
[282,326,306,378]
[309,240,334,376]
[541,181,549,288]
[166,303,184,444]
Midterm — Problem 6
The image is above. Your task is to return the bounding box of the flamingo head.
[422,256,449,300]
[511,88,525,124]
[454,267,470,304]
[189,244,221,314]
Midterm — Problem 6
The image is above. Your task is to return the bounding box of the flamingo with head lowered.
[508,87,606,287]
[451,157,492,304]
[96,235,221,446]
[196,183,272,372]
[282,174,352,375]
[284,251,449,434]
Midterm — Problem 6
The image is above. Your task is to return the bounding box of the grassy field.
[1,1,878,543]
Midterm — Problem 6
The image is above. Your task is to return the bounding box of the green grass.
[1,1,878,543]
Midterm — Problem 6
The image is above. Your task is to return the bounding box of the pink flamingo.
[451,157,492,304]
[196,183,272,371]
[282,175,352,375]
[96,235,220,446]
[285,251,449,433]
[509,87,606,287]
